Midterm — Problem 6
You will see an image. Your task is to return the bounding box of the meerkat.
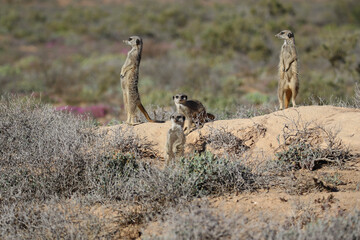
[120,36,154,124]
[173,94,215,134]
[275,30,299,110]
[165,113,186,164]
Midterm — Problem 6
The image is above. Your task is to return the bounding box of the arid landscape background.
[0,0,360,239]
[1,0,360,121]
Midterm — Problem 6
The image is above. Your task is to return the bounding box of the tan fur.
[120,36,153,124]
[173,94,215,134]
[165,113,186,164]
[275,30,299,110]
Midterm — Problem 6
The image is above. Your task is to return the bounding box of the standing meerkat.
[173,94,215,134]
[165,113,186,164]
[120,36,154,125]
[275,30,299,110]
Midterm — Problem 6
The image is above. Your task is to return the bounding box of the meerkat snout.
[173,94,188,104]
[123,36,142,47]
[275,30,294,40]
[171,113,185,125]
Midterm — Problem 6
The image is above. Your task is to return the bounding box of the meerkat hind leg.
[127,100,140,125]
[278,89,285,110]
[122,90,130,123]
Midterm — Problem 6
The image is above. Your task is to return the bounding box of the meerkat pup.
[165,113,186,164]
[275,30,299,110]
[120,36,154,125]
[173,94,215,134]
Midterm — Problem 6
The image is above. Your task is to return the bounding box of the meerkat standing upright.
[173,94,215,134]
[120,36,154,124]
[165,113,186,164]
[275,30,299,110]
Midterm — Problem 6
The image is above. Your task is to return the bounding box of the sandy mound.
[102,105,360,161]
[96,105,360,238]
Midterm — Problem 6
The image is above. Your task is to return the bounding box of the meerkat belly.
[290,61,298,73]
[178,105,189,116]
[283,82,292,90]
[121,70,135,87]
[286,65,297,80]
[127,81,140,99]
[173,137,184,153]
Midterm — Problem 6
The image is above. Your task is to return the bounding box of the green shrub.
[88,153,139,198]
[114,152,260,216]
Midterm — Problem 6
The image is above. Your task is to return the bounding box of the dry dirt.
[99,105,360,239]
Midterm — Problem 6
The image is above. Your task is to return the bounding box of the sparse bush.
[178,153,257,195]
[0,198,115,239]
[273,210,360,240]
[143,203,248,240]
[0,96,162,238]
[107,152,260,219]
[0,95,158,204]
[145,201,360,240]
[214,104,275,120]
[86,153,139,199]
[275,115,353,170]
[95,125,159,159]
[320,173,344,188]
[0,95,95,202]
[206,127,249,157]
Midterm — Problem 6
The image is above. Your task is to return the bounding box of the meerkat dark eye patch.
[136,39,140,45]
[128,37,132,41]
[175,96,179,99]
[182,116,185,121]
[280,31,284,35]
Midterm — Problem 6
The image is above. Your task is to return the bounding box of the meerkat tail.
[284,89,292,109]
[137,103,154,122]
[206,113,215,121]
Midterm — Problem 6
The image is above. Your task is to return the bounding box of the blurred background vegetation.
[0,0,359,122]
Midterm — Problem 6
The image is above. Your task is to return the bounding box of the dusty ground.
[98,105,360,239]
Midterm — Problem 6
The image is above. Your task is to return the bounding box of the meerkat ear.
[172,96,175,100]
[182,116,185,121]
[136,39,140,45]
[288,32,294,38]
